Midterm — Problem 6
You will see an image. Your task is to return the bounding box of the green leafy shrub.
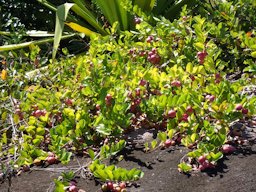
[0,3,255,187]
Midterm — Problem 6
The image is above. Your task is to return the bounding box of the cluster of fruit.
[101,181,127,192]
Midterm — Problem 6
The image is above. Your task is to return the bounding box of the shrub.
[1,6,255,177]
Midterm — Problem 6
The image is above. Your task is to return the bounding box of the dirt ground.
[0,139,255,192]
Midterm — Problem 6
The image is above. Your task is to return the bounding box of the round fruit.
[164,139,172,148]
[171,80,181,87]
[69,185,78,192]
[134,17,142,24]
[119,182,126,189]
[101,184,108,192]
[114,186,122,192]
[235,104,243,111]
[222,144,236,154]
[146,36,154,43]
[190,75,195,81]
[65,98,73,106]
[139,79,147,86]
[107,182,114,191]
[135,88,141,96]
[215,79,220,84]
[167,110,176,118]
[23,165,30,172]
[176,136,182,143]
[105,94,112,101]
[198,155,206,164]
[139,51,146,57]
[96,104,101,110]
[197,50,208,64]
[46,156,56,165]
[186,106,193,114]
[206,95,215,102]
[242,108,248,114]
[148,54,161,64]
[215,73,221,79]
[33,110,42,118]
[181,113,189,122]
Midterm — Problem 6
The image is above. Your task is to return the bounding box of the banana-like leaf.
[0,30,54,37]
[164,0,197,20]
[36,0,78,23]
[153,0,175,15]
[53,3,74,60]
[93,0,119,29]
[0,34,75,52]
[134,0,156,12]
[71,3,106,34]
[65,22,97,36]
[114,0,129,30]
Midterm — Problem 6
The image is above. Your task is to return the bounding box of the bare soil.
[1,140,255,192]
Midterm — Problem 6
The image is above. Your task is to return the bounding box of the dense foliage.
[0,0,256,191]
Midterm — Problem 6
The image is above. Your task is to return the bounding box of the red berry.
[181,113,189,122]
[199,161,214,171]
[105,94,112,106]
[206,95,215,102]
[235,104,243,111]
[190,75,195,81]
[139,79,147,86]
[105,94,112,100]
[146,36,154,43]
[65,98,73,106]
[135,88,141,96]
[46,156,56,165]
[134,98,141,106]
[151,48,157,53]
[171,80,182,87]
[148,54,161,64]
[114,186,122,192]
[215,79,221,84]
[164,139,172,148]
[186,106,193,114]
[107,182,114,190]
[198,155,206,164]
[222,144,236,154]
[139,51,146,57]
[215,73,221,79]
[33,110,42,117]
[119,182,126,189]
[129,48,135,55]
[167,110,176,119]
[197,50,208,64]
[69,185,78,192]
[242,108,248,114]
[96,104,101,110]
[134,17,142,24]
[176,136,182,143]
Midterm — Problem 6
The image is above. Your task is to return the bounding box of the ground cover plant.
[0,1,256,191]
